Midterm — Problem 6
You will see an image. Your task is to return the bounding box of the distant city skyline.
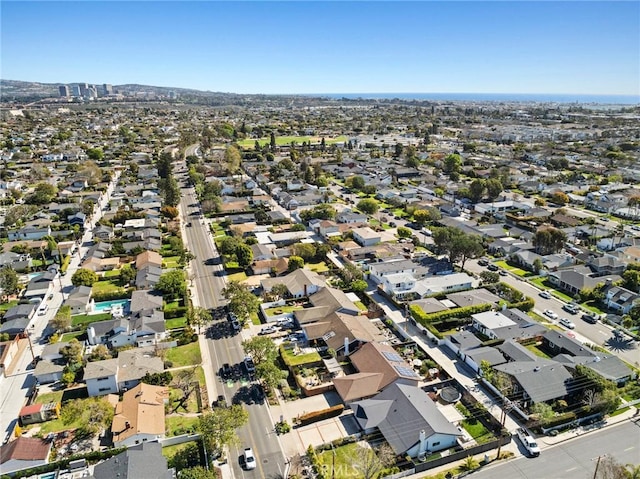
[2,1,638,97]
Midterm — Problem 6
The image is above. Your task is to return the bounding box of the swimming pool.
[92,299,130,314]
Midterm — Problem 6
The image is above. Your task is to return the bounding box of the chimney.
[418,429,427,455]
[344,337,350,355]
[125,421,131,429]
[304,283,308,297]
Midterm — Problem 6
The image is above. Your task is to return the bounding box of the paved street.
[177,166,285,479]
[0,172,120,441]
[465,259,639,367]
[466,421,640,479]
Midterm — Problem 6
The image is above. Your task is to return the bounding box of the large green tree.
[197,405,249,458]
[222,281,260,325]
[71,268,98,287]
[242,336,278,364]
[61,397,114,436]
[235,243,254,269]
[357,198,379,215]
[156,270,187,299]
[0,267,19,300]
[533,227,567,255]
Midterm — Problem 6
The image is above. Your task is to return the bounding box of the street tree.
[479,271,500,284]
[71,268,98,287]
[197,405,249,458]
[550,191,569,206]
[188,306,212,333]
[357,198,379,215]
[255,361,286,390]
[219,236,240,256]
[222,281,260,325]
[450,234,484,270]
[0,267,19,300]
[52,305,72,332]
[397,226,412,239]
[241,336,278,364]
[156,270,187,299]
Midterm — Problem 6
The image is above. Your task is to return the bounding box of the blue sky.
[2,1,639,96]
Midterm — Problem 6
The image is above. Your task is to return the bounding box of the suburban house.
[111,383,169,448]
[471,309,547,342]
[251,258,289,276]
[92,442,174,479]
[24,269,57,302]
[603,285,640,314]
[351,382,462,458]
[33,360,64,384]
[352,227,382,247]
[65,285,92,314]
[492,358,574,407]
[333,341,420,403]
[547,267,620,297]
[0,338,21,377]
[0,437,52,475]
[8,226,52,241]
[84,348,164,397]
[86,309,166,349]
[261,268,326,298]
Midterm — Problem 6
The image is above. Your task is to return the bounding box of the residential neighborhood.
[0,86,639,479]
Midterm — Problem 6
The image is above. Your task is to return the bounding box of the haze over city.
[2,1,639,97]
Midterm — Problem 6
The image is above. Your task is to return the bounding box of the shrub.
[410,303,492,323]
[298,405,344,426]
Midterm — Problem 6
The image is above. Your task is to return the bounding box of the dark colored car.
[212,395,226,408]
[221,363,232,378]
[487,264,499,271]
[582,313,599,324]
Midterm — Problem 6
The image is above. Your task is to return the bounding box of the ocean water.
[308,92,639,105]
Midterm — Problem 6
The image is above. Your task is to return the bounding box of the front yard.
[92,279,127,296]
[315,443,361,479]
[165,342,202,367]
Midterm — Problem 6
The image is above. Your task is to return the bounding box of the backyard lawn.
[71,312,111,327]
[61,331,86,342]
[280,345,321,367]
[102,269,121,279]
[460,418,493,444]
[165,342,202,367]
[165,317,188,329]
[92,279,127,296]
[165,415,199,437]
[34,391,64,405]
[264,304,304,316]
[306,262,330,273]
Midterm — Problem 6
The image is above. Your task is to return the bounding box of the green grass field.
[227,271,247,282]
[92,279,126,296]
[264,305,304,316]
[280,345,321,367]
[306,262,330,273]
[71,312,111,327]
[102,269,121,279]
[165,317,188,329]
[162,256,181,269]
[0,300,19,312]
[165,342,202,367]
[236,135,348,149]
[316,443,361,479]
[165,415,199,437]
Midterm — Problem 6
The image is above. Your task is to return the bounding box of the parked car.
[582,312,599,324]
[563,303,580,314]
[477,258,489,267]
[544,310,558,320]
[539,291,552,299]
[499,270,508,276]
[212,395,226,408]
[244,448,257,470]
[487,264,499,271]
[559,317,576,329]
[221,363,232,378]
[259,325,278,335]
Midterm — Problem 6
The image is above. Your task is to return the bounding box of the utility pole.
[495,399,514,461]
[592,454,603,479]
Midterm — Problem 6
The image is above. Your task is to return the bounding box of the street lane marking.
[624,446,635,451]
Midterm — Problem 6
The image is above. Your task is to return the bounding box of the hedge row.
[164,306,188,319]
[410,302,492,324]
[298,404,344,427]
[91,288,134,302]
[508,297,535,311]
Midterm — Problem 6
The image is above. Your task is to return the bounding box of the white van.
[38,303,49,316]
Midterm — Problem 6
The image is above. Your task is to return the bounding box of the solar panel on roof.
[382,351,403,362]
[394,365,419,377]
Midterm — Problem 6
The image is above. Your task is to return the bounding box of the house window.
[97,377,109,381]
[432,441,440,447]
[99,387,111,392]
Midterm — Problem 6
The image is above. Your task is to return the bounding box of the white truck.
[515,428,540,457]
